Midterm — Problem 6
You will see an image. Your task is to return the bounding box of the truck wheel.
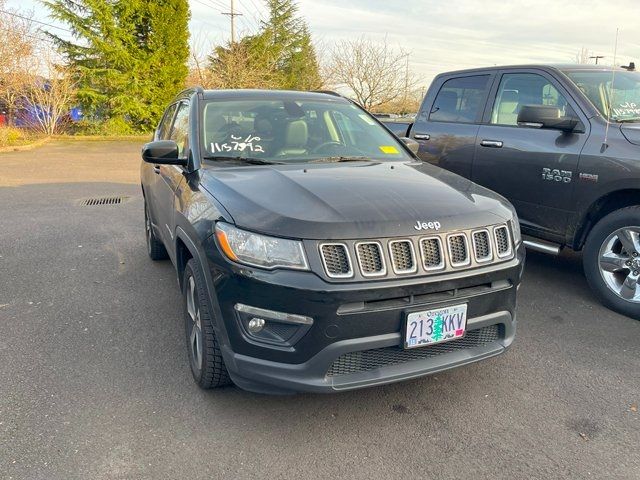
[183,259,232,389]
[583,206,640,320]
[144,203,168,261]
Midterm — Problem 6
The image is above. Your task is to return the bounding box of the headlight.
[215,222,309,270]
[507,205,522,246]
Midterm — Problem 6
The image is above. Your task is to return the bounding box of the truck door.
[472,70,589,241]
[411,73,494,178]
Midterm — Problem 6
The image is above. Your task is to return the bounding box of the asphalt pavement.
[1,140,638,479]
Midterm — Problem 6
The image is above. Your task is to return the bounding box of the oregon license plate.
[404,304,468,349]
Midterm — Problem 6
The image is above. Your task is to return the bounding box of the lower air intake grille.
[448,234,469,266]
[495,226,511,257]
[473,230,491,261]
[326,325,501,377]
[389,240,416,273]
[356,242,384,276]
[320,244,352,277]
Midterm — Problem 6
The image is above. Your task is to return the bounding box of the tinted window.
[491,73,570,126]
[157,103,177,140]
[201,99,412,163]
[429,75,490,123]
[564,70,640,122]
[170,102,190,158]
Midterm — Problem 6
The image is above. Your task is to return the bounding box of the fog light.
[248,317,265,333]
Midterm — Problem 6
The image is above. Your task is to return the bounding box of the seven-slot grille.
[447,234,470,267]
[494,226,511,258]
[472,230,492,262]
[389,240,417,274]
[318,224,514,280]
[420,237,444,270]
[320,243,352,278]
[355,242,385,276]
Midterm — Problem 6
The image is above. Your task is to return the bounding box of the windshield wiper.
[309,156,371,163]
[616,117,640,123]
[202,155,283,165]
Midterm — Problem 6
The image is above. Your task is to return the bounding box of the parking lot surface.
[1,140,639,479]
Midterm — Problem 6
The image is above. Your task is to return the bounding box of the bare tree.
[325,36,418,110]
[0,1,39,125]
[22,49,77,135]
[575,47,592,64]
[187,33,216,88]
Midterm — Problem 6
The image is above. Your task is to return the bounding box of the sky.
[7,0,640,88]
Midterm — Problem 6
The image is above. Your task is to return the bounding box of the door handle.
[480,140,503,148]
[153,165,161,174]
[414,133,430,141]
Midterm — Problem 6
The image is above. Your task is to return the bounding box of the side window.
[429,75,490,123]
[170,102,190,158]
[157,104,177,140]
[491,73,570,126]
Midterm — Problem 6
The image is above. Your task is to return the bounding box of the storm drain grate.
[81,196,127,206]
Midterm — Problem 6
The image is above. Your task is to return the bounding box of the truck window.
[491,73,569,126]
[429,75,490,124]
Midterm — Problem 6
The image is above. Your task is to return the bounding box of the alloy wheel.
[186,275,203,369]
[598,227,640,303]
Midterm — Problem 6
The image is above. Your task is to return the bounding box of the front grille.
[448,234,470,266]
[326,325,501,377]
[420,237,444,270]
[494,226,511,257]
[320,243,352,277]
[389,240,416,274]
[356,242,385,276]
[473,230,492,262]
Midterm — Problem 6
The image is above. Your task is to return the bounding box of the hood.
[200,161,512,240]
[620,124,640,146]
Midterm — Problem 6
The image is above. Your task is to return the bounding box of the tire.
[144,202,168,261]
[183,258,232,389]
[583,206,640,320]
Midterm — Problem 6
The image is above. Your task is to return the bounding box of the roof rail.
[313,90,344,98]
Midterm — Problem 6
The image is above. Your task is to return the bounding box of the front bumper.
[203,238,525,394]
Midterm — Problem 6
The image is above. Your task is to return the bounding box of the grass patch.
[0,126,46,148]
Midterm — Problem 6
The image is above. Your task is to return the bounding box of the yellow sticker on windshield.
[379,145,400,154]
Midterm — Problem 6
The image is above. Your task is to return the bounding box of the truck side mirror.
[517,105,580,133]
[141,140,187,166]
[400,137,420,154]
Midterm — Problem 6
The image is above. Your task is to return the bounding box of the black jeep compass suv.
[140,88,525,394]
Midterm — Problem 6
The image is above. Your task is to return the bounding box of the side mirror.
[400,137,420,154]
[141,140,187,166]
[517,105,579,133]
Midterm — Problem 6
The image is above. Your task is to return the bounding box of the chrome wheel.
[599,227,640,303]
[186,275,203,369]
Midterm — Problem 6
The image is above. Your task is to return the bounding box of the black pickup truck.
[384,64,640,320]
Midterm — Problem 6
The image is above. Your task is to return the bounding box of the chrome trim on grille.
[472,229,493,263]
[319,243,354,278]
[388,239,417,274]
[419,236,445,271]
[493,225,513,259]
[355,241,387,277]
[446,233,471,267]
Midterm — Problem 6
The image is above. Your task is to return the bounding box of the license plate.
[404,304,467,349]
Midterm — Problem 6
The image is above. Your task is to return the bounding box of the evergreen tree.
[43,0,189,132]
[260,0,321,90]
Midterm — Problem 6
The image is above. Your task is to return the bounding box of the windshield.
[563,69,640,122]
[200,98,412,163]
